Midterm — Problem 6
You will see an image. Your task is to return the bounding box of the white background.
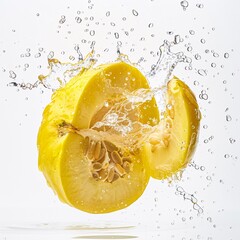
[0,0,240,239]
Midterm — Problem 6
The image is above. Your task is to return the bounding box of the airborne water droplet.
[198,69,207,76]
[48,51,54,59]
[114,32,119,39]
[180,0,189,11]
[195,54,201,60]
[189,30,195,35]
[226,115,232,122]
[59,15,66,24]
[196,3,204,8]
[132,9,139,16]
[90,30,95,36]
[224,52,229,58]
[229,138,236,144]
[148,23,154,28]
[9,70,17,79]
[174,35,181,44]
[75,16,82,23]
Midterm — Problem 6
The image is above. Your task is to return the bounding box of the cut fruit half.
[37,61,159,213]
[142,77,201,180]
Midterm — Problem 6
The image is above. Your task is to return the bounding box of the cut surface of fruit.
[142,77,201,180]
[37,61,159,213]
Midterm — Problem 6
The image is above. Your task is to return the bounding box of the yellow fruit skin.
[37,61,159,213]
[142,77,201,180]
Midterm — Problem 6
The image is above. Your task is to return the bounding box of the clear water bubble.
[148,23,154,28]
[224,154,230,158]
[200,38,206,44]
[211,63,216,68]
[213,52,219,58]
[9,70,17,79]
[106,11,110,17]
[195,54,201,60]
[35,53,41,58]
[132,9,139,16]
[114,32,119,39]
[59,15,66,24]
[48,51,54,59]
[199,90,208,100]
[224,52,229,58]
[8,82,18,87]
[206,176,212,181]
[89,30,95,36]
[198,69,207,76]
[189,30,195,35]
[75,16,82,23]
[226,115,232,122]
[229,138,236,144]
[174,35,181,44]
[180,0,189,11]
[196,3,204,8]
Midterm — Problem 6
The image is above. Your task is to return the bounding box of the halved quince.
[142,77,201,180]
[37,61,159,213]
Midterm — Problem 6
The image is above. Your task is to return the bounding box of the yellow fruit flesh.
[142,77,200,180]
[37,61,159,213]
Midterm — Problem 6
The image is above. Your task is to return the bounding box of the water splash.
[147,40,187,86]
[38,50,97,90]
[175,186,204,215]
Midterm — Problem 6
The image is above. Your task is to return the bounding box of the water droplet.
[200,39,206,44]
[226,115,232,122]
[174,35,181,44]
[213,52,219,58]
[148,23,154,28]
[69,56,75,61]
[195,54,201,60]
[196,3,204,8]
[229,138,236,144]
[180,0,189,11]
[211,63,216,68]
[114,32,119,39]
[48,51,54,59]
[9,70,17,79]
[224,52,229,59]
[132,9,139,16]
[167,31,174,35]
[198,69,207,76]
[206,176,212,181]
[90,30,95,36]
[224,154,230,158]
[187,46,193,52]
[106,11,110,17]
[35,53,41,58]
[189,30,195,35]
[75,16,82,23]
[59,15,66,24]
[8,82,18,87]
[200,166,205,171]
